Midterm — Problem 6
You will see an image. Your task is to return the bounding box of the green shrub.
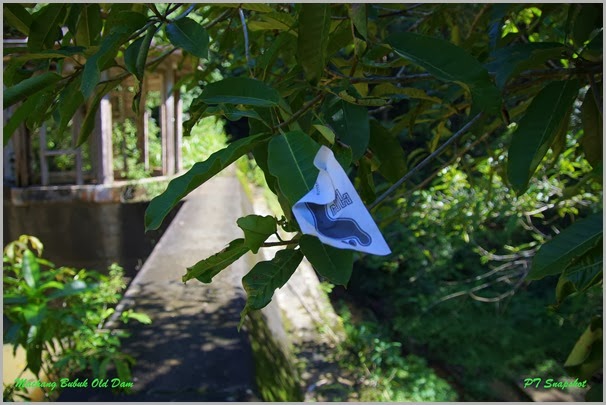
[3,235,150,401]
[335,307,457,402]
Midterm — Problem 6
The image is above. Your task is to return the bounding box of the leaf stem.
[148,3,167,23]
[262,240,299,247]
[369,112,483,211]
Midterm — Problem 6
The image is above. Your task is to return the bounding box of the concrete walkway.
[59,171,259,401]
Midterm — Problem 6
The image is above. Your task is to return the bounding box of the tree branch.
[204,8,233,29]
[274,93,325,130]
[238,8,254,77]
[369,112,483,211]
[588,74,603,118]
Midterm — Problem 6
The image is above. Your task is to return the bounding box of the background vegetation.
[3,2,602,401]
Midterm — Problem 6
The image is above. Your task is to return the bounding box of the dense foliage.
[3,236,150,401]
[3,3,602,400]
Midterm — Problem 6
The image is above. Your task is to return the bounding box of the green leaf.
[3,72,62,109]
[562,244,603,293]
[125,312,152,325]
[81,32,125,98]
[487,42,565,88]
[528,211,602,280]
[256,32,296,80]
[145,133,271,230]
[357,157,376,204]
[27,4,66,51]
[104,10,147,36]
[564,317,603,380]
[3,295,28,305]
[47,280,94,300]
[26,326,42,376]
[124,37,144,76]
[75,4,102,47]
[22,250,40,289]
[313,124,336,145]
[297,4,331,83]
[57,75,84,135]
[300,235,354,286]
[65,4,82,38]
[248,12,296,32]
[581,87,603,167]
[387,32,502,114]
[135,24,157,81]
[333,142,353,170]
[3,92,46,146]
[4,4,32,36]
[573,4,602,47]
[251,141,279,193]
[237,215,278,254]
[326,99,370,160]
[80,14,146,98]
[183,239,251,283]
[25,88,59,132]
[78,78,123,146]
[240,248,304,324]
[200,77,280,107]
[267,131,321,206]
[371,83,444,105]
[507,79,579,194]
[166,17,209,59]
[349,4,367,39]
[368,120,406,184]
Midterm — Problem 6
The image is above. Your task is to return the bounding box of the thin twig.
[148,3,167,23]
[474,244,536,262]
[274,93,325,130]
[466,4,489,40]
[238,8,254,78]
[369,112,483,211]
[204,8,233,29]
[172,4,196,21]
[377,3,425,18]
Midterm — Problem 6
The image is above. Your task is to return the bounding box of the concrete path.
[59,171,259,401]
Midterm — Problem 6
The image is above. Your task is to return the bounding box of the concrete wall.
[3,200,180,278]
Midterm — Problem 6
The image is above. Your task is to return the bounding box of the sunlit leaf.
[240,248,303,325]
[183,239,249,283]
[528,211,602,280]
[267,131,321,206]
[145,133,271,230]
[237,215,278,253]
